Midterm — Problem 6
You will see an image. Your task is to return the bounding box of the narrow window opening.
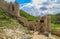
[12,5,14,11]
[40,19,44,23]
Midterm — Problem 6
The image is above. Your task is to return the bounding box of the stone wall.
[0,0,7,11]
[28,16,51,33]
[8,2,19,16]
[37,16,51,33]
[0,0,19,16]
[0,0,51,34]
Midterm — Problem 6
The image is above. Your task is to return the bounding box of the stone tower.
[0,0,6,10]
[8,2,13,12]
[0,0,4,4]
[8,2,19,17]
[14,2,19,17]
[38,16,51,33]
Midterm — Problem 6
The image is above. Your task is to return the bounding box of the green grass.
[0,8,30,33]
[0,8,11,27]
[51,24,60,30]
[0,7,60,33]
[48,14,60,24]
[20,10,38,21]
[0,8,10,19]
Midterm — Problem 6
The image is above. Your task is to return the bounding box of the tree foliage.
[49,14,60,24]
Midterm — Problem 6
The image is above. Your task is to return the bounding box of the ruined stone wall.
[0,0,29,26]
[14,2,20,16]
[47,16,51,32]
[16,16,29,26]
[27,16,51,33]
[0,0,51,33]
[0,0,19,16]
[8,2,20,16]
[37,16,51,33]
[0,0,8,11]
[28,21,37,30]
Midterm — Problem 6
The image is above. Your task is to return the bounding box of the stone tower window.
[40,19,44,23]
[12,5,14,11]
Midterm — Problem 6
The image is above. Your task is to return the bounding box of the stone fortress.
[0,0,51,35]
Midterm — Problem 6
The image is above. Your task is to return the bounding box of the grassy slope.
[0,8,10,27]
[20,10,60,30]
[49,14,60,30]
[51,24,60,30]
[0,8,30,33]
[0,7,60,31]
[20,10,38,21]
[0,8,60,38]
[0,8,38,33]
[0,8,38,27]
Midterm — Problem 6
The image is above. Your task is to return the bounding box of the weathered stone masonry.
[0,0,51,34]
[0,0,19,16]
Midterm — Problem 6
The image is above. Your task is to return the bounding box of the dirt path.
[32,32,55,39]
[0,28,59,39]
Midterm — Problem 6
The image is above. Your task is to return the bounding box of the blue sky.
[5,0,60,16]
[16,0,31,4]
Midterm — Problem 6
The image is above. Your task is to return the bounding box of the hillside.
[0,8,60,39]
[48,14,60,30]
[0,8,31,33]
[20,10,38,21]
[0,7,60,30]
[48,14,60,24]
[0,7,39,32]
[51,14,60,24]
[0,8,34,39]
[0,7,38,26]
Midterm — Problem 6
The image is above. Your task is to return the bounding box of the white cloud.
[20,0,60,16]
[20,3,33,9]
[5,0,15,3]
[5,0,60,16]
[32,0,47,8]
[21,0,47,9]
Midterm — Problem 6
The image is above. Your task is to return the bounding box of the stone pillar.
[47,16,51,32]
[43,16,47,33]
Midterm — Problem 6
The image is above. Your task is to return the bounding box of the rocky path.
[0,28,60,39]
[32,32,55,39]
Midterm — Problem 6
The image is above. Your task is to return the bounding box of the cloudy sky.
[5,0,60,16]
